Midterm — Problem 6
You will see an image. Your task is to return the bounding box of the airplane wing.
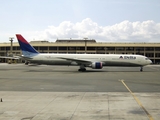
[0,55,34,60]
[0,56,20,60]
[58,57,92,65]
[58,57,106,67]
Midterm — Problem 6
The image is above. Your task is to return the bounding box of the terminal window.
[155,47,160,51]
[107,47,115,50]
[135,47,144,51]
[145,47,154,51]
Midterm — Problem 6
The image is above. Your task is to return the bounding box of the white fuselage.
[24,53,152,67]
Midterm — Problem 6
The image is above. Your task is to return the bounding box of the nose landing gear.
[140,67,143,72]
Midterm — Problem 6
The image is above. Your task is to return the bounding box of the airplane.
[15,34,152,72]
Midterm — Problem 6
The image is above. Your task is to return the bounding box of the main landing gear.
[25,61,29,65]
[140,67,143,72]
[78,65,86,72]
[78,68,86,71]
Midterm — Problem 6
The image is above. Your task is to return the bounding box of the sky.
[0,0,160,43]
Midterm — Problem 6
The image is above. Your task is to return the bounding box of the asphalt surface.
[0,63,160,120]
[0,64,160,92]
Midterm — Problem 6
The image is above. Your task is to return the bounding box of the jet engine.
[91,62,103,69]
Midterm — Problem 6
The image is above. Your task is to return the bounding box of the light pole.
[84,37,88,54]
[9,37,14,56]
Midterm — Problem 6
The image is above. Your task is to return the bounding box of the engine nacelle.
[91,62,103,69]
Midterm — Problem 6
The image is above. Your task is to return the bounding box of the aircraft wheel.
[78,68,86,72]
[25,61,29,65]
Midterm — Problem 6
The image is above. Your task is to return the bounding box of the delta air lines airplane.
[16,34,152,71]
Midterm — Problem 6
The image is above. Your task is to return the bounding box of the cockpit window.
[145,57,149,60]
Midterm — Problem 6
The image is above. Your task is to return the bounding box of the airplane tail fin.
[16,34,39,56]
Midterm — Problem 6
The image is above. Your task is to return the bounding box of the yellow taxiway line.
[120,79,154,120]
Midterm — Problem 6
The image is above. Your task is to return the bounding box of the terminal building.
[0,39,160,64]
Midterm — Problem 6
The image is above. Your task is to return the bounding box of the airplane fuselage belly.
[30,60,71,65]
[104,61,142,67]
[29,60,142,66]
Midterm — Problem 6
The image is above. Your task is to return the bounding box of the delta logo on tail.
[16,34,39,54]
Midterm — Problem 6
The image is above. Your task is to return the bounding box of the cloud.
[29,18,160,42]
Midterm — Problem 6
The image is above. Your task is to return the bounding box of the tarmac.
[0,63,160,120]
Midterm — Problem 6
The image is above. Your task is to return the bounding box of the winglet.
[16,34,39,54]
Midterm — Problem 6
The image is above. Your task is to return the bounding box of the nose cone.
[149,60,152,64]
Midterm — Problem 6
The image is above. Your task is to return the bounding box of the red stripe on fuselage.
[16,34,29,44]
